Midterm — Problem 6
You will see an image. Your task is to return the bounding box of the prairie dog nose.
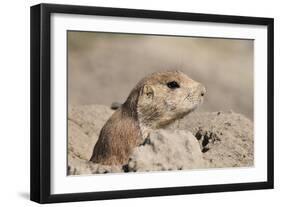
[199,84,206,97]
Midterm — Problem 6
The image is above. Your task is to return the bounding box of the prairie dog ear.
[141,84,154,99]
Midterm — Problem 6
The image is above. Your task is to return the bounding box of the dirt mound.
[126,129,206,172]
[168,111,254,168]
[68,105,253,175]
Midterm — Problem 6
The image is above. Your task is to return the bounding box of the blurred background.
[68,31,253,119]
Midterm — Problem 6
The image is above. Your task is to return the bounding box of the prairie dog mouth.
[184,93,203,104]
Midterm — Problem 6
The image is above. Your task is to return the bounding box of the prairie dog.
[90,71,206,165]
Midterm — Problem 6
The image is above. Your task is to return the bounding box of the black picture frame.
[30,3,274,204]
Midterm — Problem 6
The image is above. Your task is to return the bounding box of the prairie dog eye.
[167,81,180,89]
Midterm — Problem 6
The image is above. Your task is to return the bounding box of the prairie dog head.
[136,70,206,129]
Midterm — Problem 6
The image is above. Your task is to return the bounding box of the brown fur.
[90,80,143,165]
[90,108,142,165]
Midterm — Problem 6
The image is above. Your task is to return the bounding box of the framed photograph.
[30,3,274,203]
